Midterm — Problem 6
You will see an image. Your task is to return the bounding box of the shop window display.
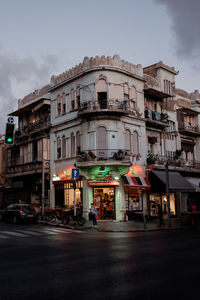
[93,187,115,220]
[149,193,176,217]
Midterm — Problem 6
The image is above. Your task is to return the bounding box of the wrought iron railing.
[15,118,51,137]
[7,160,50,175]
[147,154,200,169]
[179,123,200,133]
[78,99,137,114]
[76,149,131,162]
[145,108,168,123]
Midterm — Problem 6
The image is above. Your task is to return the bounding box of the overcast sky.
[0,0,199,133]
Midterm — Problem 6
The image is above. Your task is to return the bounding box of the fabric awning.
[184,176,200,192]
[122,176,151,190]
[151,170,195,192]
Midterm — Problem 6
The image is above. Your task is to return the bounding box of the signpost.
[72,169,79,216]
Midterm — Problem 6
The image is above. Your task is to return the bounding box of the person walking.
[191,202,198,227]
[89,204,98,227]
[157,204,164,227]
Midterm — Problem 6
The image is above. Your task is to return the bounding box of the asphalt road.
[0,222,199,300]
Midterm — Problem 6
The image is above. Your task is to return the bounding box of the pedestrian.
[191,202,198,227]
[89,204,98,227]
[106,202,112,220]
[157,204,164,227]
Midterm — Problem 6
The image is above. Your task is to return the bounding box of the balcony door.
[97,126,107,159]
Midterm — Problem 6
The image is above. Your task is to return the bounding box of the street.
[0,222,199,300]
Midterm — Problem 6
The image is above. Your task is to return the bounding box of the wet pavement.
[39,216,193,232]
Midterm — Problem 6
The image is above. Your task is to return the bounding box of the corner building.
[49,55,150,220]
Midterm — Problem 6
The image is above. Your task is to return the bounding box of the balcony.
[145,108,169,128]
[178,123,200,137]
[6,161,50,177]
[147,153,200,172]
[15,118,51,142]
[78,99,138,117]
[76,149,132,167]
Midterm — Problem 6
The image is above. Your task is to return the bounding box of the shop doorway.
[93,187,115,220]
[149,193,176,217]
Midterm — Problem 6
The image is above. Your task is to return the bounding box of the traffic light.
[5,123,14,144]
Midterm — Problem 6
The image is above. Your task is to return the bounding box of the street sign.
[7,117,14,124]
[72,168,79,178]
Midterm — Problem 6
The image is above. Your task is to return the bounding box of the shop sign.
[88,180,120,186]
[125,164,144,177]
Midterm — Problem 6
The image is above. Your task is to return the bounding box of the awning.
[53,179,78,185]
[151,170,195,192]
[184,176,200,192]
[122,176,151,190]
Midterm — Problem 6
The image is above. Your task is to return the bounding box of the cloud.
[0,53,58,134]
[154,0,200,60]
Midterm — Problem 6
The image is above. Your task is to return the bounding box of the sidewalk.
[39,217,193,232]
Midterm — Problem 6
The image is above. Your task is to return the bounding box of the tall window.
[62,135,66,158]
[71,90,75,110]
[133,131,139,155]
[57,137,61,159]
[97,126,107,158]
[71,133,75,157]
[57,95,61,116]
[130,86,137,109]
[76,88,80,109]
[125,129,131,151]
[96,78,107,109]
[62,93,66,114]
[76,131,81,154]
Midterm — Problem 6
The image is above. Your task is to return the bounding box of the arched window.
[125,129,131,151]
[62,135,66,158]
[71,133,75,157]
[97,126,107,159]
[133,131,139,154]
[76,131,81,154]
[57,137,61,159]
[96,78,107,109]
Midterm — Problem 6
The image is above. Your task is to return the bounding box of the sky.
[0,0,200,134]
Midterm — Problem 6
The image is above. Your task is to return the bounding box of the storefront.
[122,164,151,219]
[148,169,195,217]
[149,193,176,217]
[88,178,119,220]
[52,166,83,209]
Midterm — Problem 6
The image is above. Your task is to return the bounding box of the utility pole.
[165,160,171,227]
[42,159,45,220]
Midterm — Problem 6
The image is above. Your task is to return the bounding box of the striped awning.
[122,176,151,190]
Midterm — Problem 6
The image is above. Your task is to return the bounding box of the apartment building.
[5,85,51,208]
[49,55,150,220]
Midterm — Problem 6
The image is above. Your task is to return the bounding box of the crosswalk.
[0,227,83,240]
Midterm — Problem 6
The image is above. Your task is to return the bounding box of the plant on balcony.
[174,149,182,159]
[146,151,158,165]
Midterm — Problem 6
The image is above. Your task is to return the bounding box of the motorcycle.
[64,209,85,226]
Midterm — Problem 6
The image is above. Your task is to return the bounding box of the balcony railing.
[78,99,138,116]
[7,161,50,175]
[147,154,200,169]
[15,118,51,137]
[179,123,200,133]
[76,149,131,162]
[145,108,169,124]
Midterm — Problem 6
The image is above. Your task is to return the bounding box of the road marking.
[43,227,83,234]
[0,234,10,239]
[15,230,42,236]
[2,231,29,237]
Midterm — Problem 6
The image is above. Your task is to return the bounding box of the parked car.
[0,203,38,224]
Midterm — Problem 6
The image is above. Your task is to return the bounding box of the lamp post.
[165,160,171,227]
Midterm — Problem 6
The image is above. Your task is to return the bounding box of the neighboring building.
[5,85,51,208]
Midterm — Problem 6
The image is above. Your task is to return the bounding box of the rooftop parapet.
[18,84,50,109]
[50,54,143,87]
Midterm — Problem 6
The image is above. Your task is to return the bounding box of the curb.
[38,220,190,233]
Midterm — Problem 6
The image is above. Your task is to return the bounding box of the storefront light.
[53,174,60,181]
[114,176,119,180]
